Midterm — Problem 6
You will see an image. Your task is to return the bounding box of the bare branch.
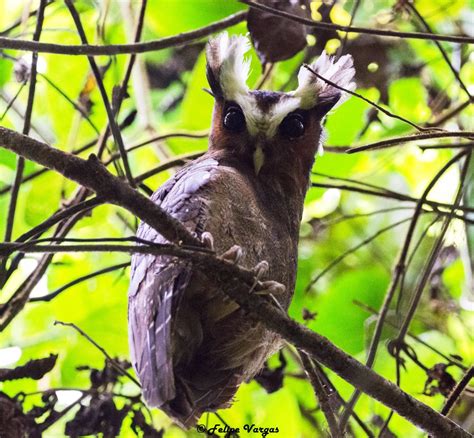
[304,64,435,133]
[64,0,134,186]
[29,262,129,303]
[347,132,474,154]
[239,0,474,44]
[54,320,140,387]
[339,149,469,430]
[0,246,469,434]
[0,11,248,55]
[1,0,47,287]
[441,367,474,416]
[0,126,201,247]
[299,351,342,438]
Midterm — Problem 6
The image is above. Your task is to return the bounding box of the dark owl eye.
[280,113,305,138]
[223,106,245,132]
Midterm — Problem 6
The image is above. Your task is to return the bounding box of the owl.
[128,32,355,428]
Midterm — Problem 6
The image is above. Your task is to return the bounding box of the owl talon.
[201,231,214,250]
[253,260,269,280]
[221,245,244,265]
[256,280,286,296]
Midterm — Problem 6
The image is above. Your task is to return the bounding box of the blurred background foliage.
[0,0,473,436]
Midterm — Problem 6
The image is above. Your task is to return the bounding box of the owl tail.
[159,372,242,429]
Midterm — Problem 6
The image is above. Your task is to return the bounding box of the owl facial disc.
[206,32,356,172]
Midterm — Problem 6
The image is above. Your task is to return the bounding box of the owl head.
[206,33,355,181]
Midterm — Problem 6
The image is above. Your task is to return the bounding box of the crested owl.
[128,32,355,427]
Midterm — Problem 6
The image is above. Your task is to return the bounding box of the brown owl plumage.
[128,33,355,427]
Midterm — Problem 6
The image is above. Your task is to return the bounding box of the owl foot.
[221,245,244,265]
[256,280,286,296]
[255,280,286,315]
[253,260,269,280]
[200,231,215,250]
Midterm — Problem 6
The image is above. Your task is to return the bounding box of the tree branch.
[0,11,247,55]
[1,0,47,285]
[347,131,474,153]
[0,126,201,248]
[0,241,468,437]
[0,129,470,436]
[238,0,474,44]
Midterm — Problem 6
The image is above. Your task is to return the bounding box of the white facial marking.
[210,32,250,101]
[235,94,301,138]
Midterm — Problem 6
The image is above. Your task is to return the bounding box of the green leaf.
[387,78,431,124]
[307,268,388,354]
[147,0,245,36]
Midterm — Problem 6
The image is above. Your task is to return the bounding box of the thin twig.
[0,0,54,36]
[1,0,47,287]
[39,73,100,134]
[353,300,467,371]
[419,142,474,151]
[339,149,469,431]
[336,0,361,57]
[310,182,474,219]
[54,320,140,387]
[305,216,413,292]
[39,392,87,433]
[395,151,472,344]
[427,100,471,127]
[30,262,129,303]
[321,207,415,227]
[407,3,472,102]
[13,198,101,244]
[64,0,134,186]
[0,80,26,120]
[299,351,342,438]
[347,131,474,153]
[441,366,474,416]
[304,64,434,132]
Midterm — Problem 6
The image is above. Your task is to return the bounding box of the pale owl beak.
[253,146,265,175]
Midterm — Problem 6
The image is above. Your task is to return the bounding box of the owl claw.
[256,280,286,296]
[201,231,214,250]
[221,245,244,265]
[253,260,269,280]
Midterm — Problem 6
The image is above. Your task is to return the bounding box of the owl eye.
[280,113,305,138]
[223,106,246,132]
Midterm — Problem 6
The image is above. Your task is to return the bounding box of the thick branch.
[0,129,470,436]
[0,240,470,436]
[0,126,200,247]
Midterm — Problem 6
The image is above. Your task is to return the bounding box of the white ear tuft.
[293,52,356,109]
[206,32,251,100]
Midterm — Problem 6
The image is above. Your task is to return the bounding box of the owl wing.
[128,157,218,407]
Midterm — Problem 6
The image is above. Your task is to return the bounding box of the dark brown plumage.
[128,32,355,428]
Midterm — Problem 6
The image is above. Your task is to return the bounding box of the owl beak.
[253,146,265,175]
